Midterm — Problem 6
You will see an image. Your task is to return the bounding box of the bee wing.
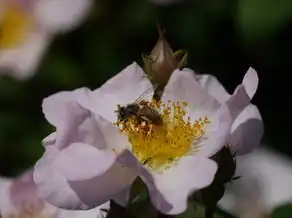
[135,84,159,103]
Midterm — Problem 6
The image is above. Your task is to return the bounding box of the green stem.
[205,207,214,218]
[215,207,236,218]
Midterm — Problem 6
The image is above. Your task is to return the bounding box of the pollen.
[116,100,210,171]
[0,3,33,48]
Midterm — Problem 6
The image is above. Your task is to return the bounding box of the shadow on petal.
[139,167,173,213]
[115,150,173,213]
[68,162,137,210]
[230,118,264,155]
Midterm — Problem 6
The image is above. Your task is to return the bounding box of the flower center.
[0,2,33,48]
[116,100,210,171]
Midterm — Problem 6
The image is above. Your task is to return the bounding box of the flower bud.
[143,28,188,100]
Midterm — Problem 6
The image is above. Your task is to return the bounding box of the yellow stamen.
[0,3,33,48]
[116,100,210,171]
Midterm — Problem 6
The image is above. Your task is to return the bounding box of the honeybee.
[116,86,163,126]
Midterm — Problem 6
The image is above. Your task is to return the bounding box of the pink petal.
[90,62,153,122]
[42,132,56,146]
[10,170,44,213]
[220,148,292,216]
[141,156,217,215]
[197,104,232,157]
[33,0,93,33]
[242,67,258,100]
[95,115,130,152]
[0,30,50,80]
[34,146,137,210]
[34,146,85,209]
[229,104,264,155]
[194,72,230,103]
[162,69,232,157]
[162,69,220,119]
[53,143,117,181]
[0,171,58,217]
[42,89,112,150]
[0,178,18,216]
[226,68,259,122]
[42,88,91,128]
[194,68,262,155]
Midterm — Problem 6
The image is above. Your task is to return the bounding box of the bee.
[116,86,163,126]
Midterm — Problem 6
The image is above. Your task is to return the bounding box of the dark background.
[0,0,291,182]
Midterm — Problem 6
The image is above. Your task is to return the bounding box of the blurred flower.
[194,69,264,155]
[219,147,292,218]
[33,62,258,215]
[0,0,93,80]
[0,170,109,218]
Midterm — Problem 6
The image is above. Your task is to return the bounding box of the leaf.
[177,204,222,218]
[129,177,149,203]
[270,204,292,218]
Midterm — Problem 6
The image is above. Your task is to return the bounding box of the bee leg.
[142,157,152,165]
[141,116,151,122]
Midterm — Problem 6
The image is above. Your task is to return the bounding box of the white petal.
[9,170,44,212]
[0,173,57,217]
[0,178,16,216]
[162,69,233,157]
[43,91,128,150]
[162,69,220,120]
[34,146,136,210]
[194,72,231,103]
[195,68,262,155]
[94,114,129,152]
[229,104,264,155]
[33,0,93,33]
[42,88,91,127]
[226,68,258,122]
[39,203,59,218]
[242,67,258,100]
[198,104,232,157]
[141,156,217,215]
[198,68,259,156]
[34,146,86,210]
[0,30,50,80]
[42,88,113,150]
[53,143,117,181]
[219,148,292,216]
[91,62,153,122]
[44,105,102,150]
